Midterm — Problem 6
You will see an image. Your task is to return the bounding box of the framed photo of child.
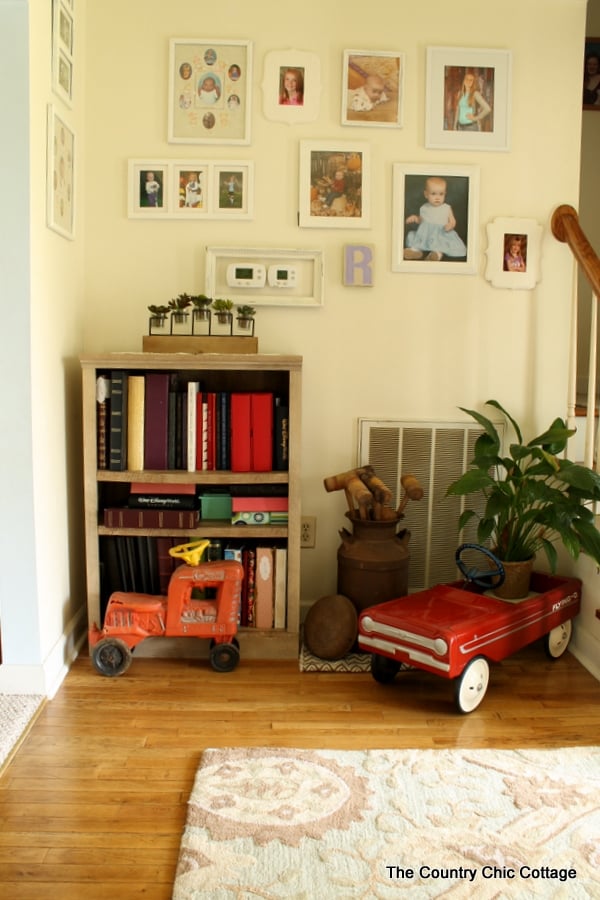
[261,49,321,123]
[168,39,252,145]
[341,49,404,128]
[425,47,511,151]
[171,164,210,216]
[298,141,371,229]
[211,162,254,220]
[484,217,543,290]
[128,160,169,218]
[583,38,600,109]
[391,163,479,274]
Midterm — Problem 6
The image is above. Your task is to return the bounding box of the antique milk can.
[337,513,410,613]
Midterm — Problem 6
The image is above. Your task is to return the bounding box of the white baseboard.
[0,605,87,698]
[570,625,600,683]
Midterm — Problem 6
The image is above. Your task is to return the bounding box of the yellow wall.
[82,0,590,615]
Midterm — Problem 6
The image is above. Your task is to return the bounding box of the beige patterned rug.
[0,693,44,772]
[173,746,600,899]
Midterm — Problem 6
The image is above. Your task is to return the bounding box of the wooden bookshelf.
[80,352,302,660]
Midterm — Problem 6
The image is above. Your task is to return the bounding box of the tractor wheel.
[371,653,401,684]
[210,641,240,672]
[544,620,572,660]
[92,638,133,677]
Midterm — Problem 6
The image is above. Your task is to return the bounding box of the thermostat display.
[267,264,297,288]
[226,263,266,288]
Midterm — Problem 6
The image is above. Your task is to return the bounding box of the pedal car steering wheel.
[455,543,505,590]
[169,539,211,566]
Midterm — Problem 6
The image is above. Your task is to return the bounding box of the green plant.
[445,399,600,572]
[190,294,212,309]
[168,294,192,312]
[147,304,170,317]
[236,304,256,318]
[212,298,234,313]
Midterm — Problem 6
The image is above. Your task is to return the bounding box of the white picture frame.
[52,0,74,107]
[392,163,479,275]
[341,49,404,128]
[46,104,75,240]
[425,47,511,151]
[205,246,324,307]
[261,49,321,124]
[484,217,543,290]
[168,39,252,145]
[128,159,254,220]
[298,140,370,229]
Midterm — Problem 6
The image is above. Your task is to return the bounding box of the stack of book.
[231,496,288,526]
[103,483,199,529]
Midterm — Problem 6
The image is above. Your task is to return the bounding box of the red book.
[254,546,274,629]
[206,392,216,470]
[130,482,196,495]
[231,497,288,512]
[251,393,273,471]
[230,393,252,471]
[144,374,170,469]
[103,508,198,528]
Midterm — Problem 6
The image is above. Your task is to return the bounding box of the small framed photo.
[484,218,543,290]
[341,49,404,128]
[128,160,169,218]
[392,163,479,274]
[52,0,74,107]
[584,38,600,109]
[168,39,252,144]
[299,141,370,228]
[261,49,321,123]
[46,104,75,240]
[211,162,254,219]
[171,163,210,216]
[425,47,511,151]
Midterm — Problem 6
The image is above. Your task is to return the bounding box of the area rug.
[298,641,371,673]
[173,746,600,899]
[0,693,44,772]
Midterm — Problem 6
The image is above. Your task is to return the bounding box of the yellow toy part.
[168,538,211,567]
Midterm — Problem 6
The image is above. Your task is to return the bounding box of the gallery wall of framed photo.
[120,34,547,290]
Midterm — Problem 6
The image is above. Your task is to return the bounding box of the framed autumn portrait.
[298,141,370,229]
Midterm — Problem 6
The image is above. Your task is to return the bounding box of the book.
[103,508,198,528]
[128,494,197,510]
[273,547,287,629]
[109,370,128,471]
[130,482,196,495]
[242,547,256,627]
[127,375,145,471]
[251,393,274,471]
[96,375,111,470]
[231,496,288,512]
[254,546,274,629]
[144,373,170,469]
[230,392,252,471]
[206,392,216,471]
[187,381,200,472]
[274,400,289,471]
[156,536,178,593]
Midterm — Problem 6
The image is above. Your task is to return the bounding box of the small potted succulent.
[147,304,170,328]
[212,298,234,325]
[236,304,256,331]
[190,294,213,322]
[168,293,192,323]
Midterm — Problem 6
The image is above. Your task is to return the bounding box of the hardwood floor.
[0,647,598,899]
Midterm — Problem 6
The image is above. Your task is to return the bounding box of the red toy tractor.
[89,539,243,676]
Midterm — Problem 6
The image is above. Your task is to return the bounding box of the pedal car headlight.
[433,638,448,656]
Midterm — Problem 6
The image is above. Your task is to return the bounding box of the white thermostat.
[267,264,297,288]
[226,263,266,288]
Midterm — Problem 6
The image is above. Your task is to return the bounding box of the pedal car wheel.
[455,656,489,714]
[92,638,132,677]
[210,642,240,672]
[371,653,400,684]
[544,620,572,660]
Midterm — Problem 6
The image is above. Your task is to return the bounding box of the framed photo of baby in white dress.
[168,39,252,145]
[425,47,511,151]
[391,163,479,274]
[341,49,404,128]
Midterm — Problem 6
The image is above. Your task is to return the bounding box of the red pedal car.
[89,540,243,676]
[357,544,582,713]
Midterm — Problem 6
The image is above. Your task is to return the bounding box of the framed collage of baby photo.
[298,141,371,229]
[261,49,321,124]
[425,47,511,152]
[391,163,480,274]
[128,159,254,220]
[484,217,543,290]
[341,49,404,128]
[168,39,252,145]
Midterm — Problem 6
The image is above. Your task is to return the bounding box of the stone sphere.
[303,594,358,659]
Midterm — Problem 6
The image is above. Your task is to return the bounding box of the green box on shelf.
[200,494,232,520]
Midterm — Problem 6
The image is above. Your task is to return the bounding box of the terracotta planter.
[494,557,534,600]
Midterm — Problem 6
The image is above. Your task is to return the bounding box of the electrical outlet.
[300,516,316,548]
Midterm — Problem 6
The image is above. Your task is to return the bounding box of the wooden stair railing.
[551,204,600,468]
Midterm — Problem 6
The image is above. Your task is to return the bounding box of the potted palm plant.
[446,399,600,597]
